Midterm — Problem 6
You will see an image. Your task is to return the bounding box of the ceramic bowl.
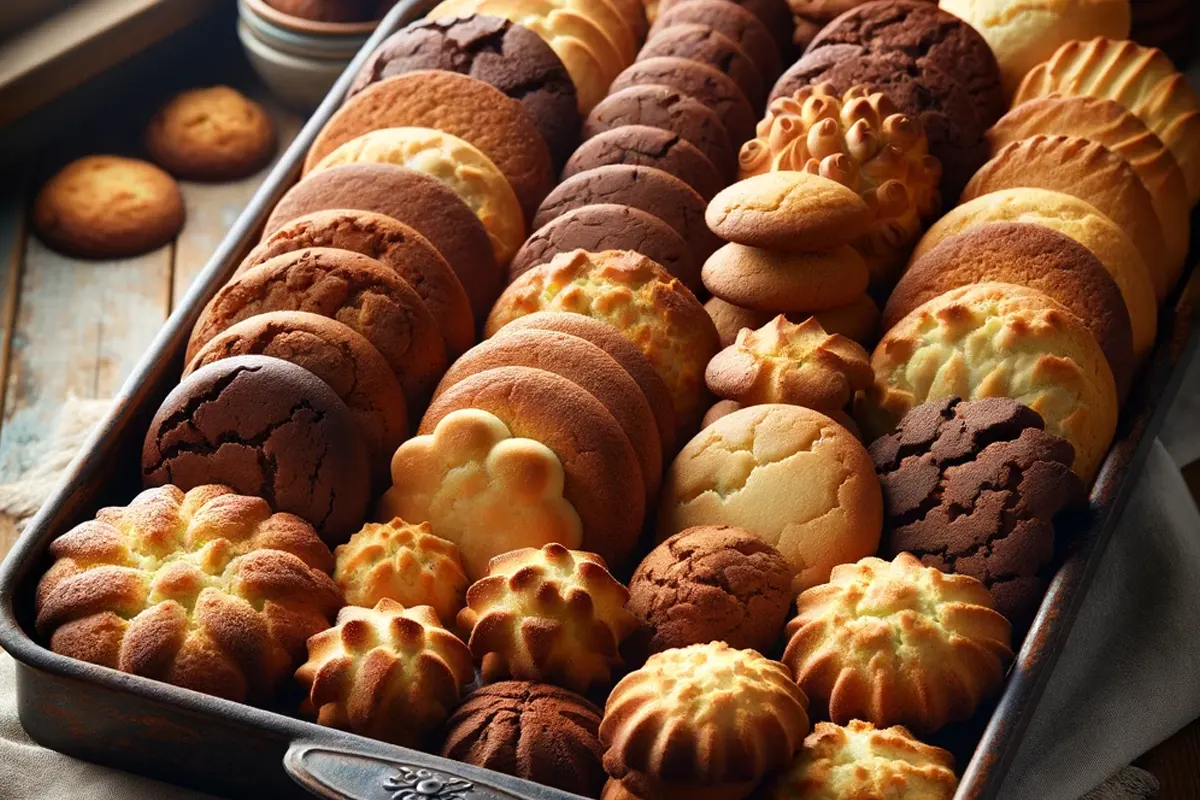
[237,18,349,110]
[238,0,373,59]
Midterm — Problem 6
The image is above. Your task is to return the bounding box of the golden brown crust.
[145,86,276,180]
[705,295,880,348]
[701,242,868,312]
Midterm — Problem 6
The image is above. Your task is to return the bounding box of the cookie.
[869,396,1087,627]
[32,156,183,258]
[508,203,698,292]
[305,71,553,218]
[145,86,277,180]
[657,0,793,51]
[563,125,724,201]
[188,247,447,408]
[886,222,1135,396]
[702,242,869,312]
[420,366,646,570]
[705,170,872,252]
[637,23,765,108]
[609,57,757,146]
[263,164,498,321]
[961,135,1168,292]
[434,328,664,500]
[533,164,720,264]
[805,0,1004,126]
[651,0,781,83]
[242,209,474,359]
[347,15,580,167]
[142,355,370,543]
[658,403,883,591]
[789,0,883,50]
[705,294,881,348]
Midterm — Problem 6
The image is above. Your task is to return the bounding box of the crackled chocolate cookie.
[142,356,370,543]
[563,125,724,201]
[608,57,757,146]
[869,396,1086,627]
[657,0,793,51]
[651,0,781,83]
[347,14,580,167]
[638,23,765,108]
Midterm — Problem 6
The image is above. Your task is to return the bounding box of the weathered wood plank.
[0,184,26,437]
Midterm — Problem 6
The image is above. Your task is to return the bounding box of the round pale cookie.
[263,164,498,321]
[637,23,765,108]
[650,0,781,83]
[858,282,1118,481]
[500,311,677,455]
[485,249,719,434]
[32,156,183,258]
[657,0,793,51]
[183,311,408,487]
[563,125,724,201]
[657,403,883,592]
[241,209,474,359]
[434,328,663,500]
[702,243,869,312]
[346,14,581,169]
[987,94,1189,291]
[309,127,526,268]
[1013,38,1200,204]
[508,203,698,292]
[706,295,880,348]
[533,165,720,264]
[961,135,1167,289]
[886,222,1134,396]
[705,171,872,252]
[420,365,645,570]
[908,187,1157,364]
[145,86,276,180]
[188,248,446,408]
[431,0,638,62]
[305,71,553,218]
[609,57,757,146]
[582,86,735,180]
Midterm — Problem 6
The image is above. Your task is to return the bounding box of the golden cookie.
[658,403,883,592]
[145,86,276,180]
[705,295,881,348]
[702,242,869,312]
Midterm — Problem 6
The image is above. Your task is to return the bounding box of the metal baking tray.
[1,2,1198,796]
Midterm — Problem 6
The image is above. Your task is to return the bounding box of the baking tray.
[1,1,1198,795]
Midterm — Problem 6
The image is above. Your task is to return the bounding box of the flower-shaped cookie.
[783,553,1013,734]
[334,518,469,623]
[35,484,341,703]
[705,316,873,413]
[738,84,942,279]
[458,543,636,693]
[378,409,583,580]
[766,720,957,800]
[295,598,474,746]
[601,642,810,800]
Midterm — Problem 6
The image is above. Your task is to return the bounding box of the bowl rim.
[237,16,356,71]
[242,0,379,36]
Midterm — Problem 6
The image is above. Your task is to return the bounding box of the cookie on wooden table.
[564,125,724,201]
[145,86,277,180]
[638,23,765,108]
[609,57,757,145]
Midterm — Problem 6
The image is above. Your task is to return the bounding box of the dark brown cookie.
[142,355,371,544]
[509,203,698,292]
[564,125,724,201]
[609,57,757,146]
[532,165,719,264]
[346,14,580,168]
[441,682,605,797]
[625,525,792,658]
[657,0,793,52]
[183,311,408,489]
[651,0,781,83]
[583,86,735,180]
[242,209,475,359]
[805,0,1004,127]
[263,163,498,322]
[637,23,765,109]
[771,43,985,199]
[869,396,1086,630]
[187,247,447,409]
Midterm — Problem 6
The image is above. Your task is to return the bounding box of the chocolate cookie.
[564,125,724,201]
[188,247,447,408]
[441,682,605,797]
[142,355,371,544]
[532,165,720,264]
[509,203,698,291]
[609,57,757,146]
[771,43,986,199]
[805,0,1004,127]
[657,0,793,52]
[869,396,1086,628]
[651,0,781,83]
[184,311,408,488]
[637,23,765,108]
[263,164,498,321]
[242,209,475,359]
[346,14,580,168]
[583,86,735,180]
